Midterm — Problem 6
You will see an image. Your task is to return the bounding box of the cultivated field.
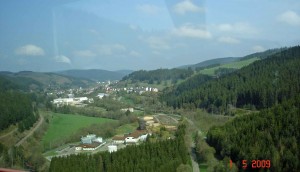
[42,113,114,148]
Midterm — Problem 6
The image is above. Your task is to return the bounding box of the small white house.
[125,137,138,143]
[121,108,134,113]
[97,93,109,99]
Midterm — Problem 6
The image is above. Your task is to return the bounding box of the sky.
[0,0,300,72]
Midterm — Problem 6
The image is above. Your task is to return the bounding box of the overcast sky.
[0,0,300,72]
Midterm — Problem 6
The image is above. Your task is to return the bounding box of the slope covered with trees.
[49,125,190,172]
[207,96,300,171]
[162,46,300,114]
[122,68,193,84]
[0,76,37,131]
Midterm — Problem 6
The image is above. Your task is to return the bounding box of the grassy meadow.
[115,122,139,135]
[200,57,259,75]
[42,113,114,148]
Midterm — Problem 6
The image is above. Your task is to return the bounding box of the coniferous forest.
[0,76,37,131]
[162,46,300,114]
[49,125,190,172]
[207,96,300,171]
[122,68,193,84]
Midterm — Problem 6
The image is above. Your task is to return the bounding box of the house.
[75,143,102,151]
[124,130,149,144]
[112,135,125,144]
[96,93,109,99]
[121,108,134,113]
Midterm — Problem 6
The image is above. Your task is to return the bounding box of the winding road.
[0,128,17,140]
[15,114,44,147]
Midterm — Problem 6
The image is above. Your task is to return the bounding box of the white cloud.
[129,51,141,57]
[217,22,258,35]
[144,36,170,50]
[172,25,212,39]
[73,50,96,58]
[137,4,161,15]
[55,55,71,64]
[95,44,127,55]
[173,0,203,15]
[252,45,266,52]
[218,36,240,44]
[15,44,45,56]
[278,10,300,26]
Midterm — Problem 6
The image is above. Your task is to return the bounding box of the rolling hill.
[57,69,133,81]
[162,46,300,113]
[178,48,285,73]
[178,57,240,70]
[0,71,94,90]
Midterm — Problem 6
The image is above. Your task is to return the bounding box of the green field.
[42,113,114,147]
[200,57,259,75]
[115,122,139,135]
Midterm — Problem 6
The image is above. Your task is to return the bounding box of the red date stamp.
[242,159,271,169]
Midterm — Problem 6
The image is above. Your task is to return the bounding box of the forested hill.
[0,71,94,91]
[162,46,300,114]
[178,57,239,70]
[207,95,300,171]
[122,68,193,84]
[0,76,37,131]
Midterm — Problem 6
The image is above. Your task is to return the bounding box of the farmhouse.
[112,135,125,144]
[112,130,150,145]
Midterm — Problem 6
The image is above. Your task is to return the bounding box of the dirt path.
[185,117,200,172]
[15,114,44,147]
[0,128,17,140]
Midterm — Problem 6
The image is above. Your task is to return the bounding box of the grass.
[200,57,259,75]
[42,113,114,147]
[115,122,139,135]
[199,164,208,172]
[183,109,232,135]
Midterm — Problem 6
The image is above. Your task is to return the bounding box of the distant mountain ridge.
[57,69,133,81]
[0,71,94,91]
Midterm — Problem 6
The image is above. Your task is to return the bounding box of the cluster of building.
[124,87,158,94]
[75,134,105,151]
[52,96,93,107]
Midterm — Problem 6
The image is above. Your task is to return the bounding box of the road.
[15,114,44,147]
[0,128,17,140]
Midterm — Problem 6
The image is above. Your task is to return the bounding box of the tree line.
[162,46,300,114]
[49,125,191,172]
